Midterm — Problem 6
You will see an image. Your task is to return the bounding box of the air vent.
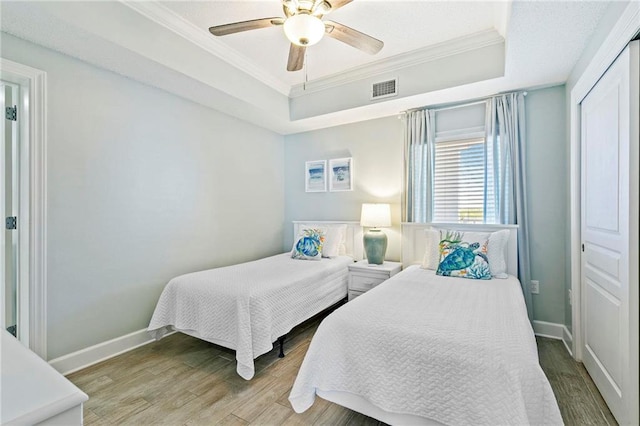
[371,78,398,100]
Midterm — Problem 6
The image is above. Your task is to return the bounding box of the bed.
[148,221,362,380]
[289,223,563,425]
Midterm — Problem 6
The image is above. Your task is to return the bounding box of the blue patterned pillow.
[436,230,491,280]
[291,228,325,260]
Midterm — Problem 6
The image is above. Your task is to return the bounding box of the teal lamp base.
[363,229,387,265]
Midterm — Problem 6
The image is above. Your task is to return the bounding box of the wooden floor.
[68,314,617,426]
[537,337,617,426]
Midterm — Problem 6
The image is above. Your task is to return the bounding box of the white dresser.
[1,330,88,425]
[348,260,402,300]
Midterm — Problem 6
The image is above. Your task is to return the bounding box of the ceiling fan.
[208,0,384,72]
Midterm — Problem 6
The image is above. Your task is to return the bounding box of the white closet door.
[580,40,639,425]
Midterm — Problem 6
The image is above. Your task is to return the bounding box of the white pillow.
[322,225,347,258]
[421,229,441,270]
[488,229,510,278]
[421,228,510,278]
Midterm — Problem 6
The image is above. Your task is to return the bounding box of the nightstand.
[348,260,402,301]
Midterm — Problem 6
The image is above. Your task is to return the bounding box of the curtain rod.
[432,99,487,113]
[400,91,528,115]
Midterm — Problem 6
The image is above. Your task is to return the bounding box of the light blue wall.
[284,86,568,324]
[1,33,285,360]
[283,116,404,261]
[525,86,567,324]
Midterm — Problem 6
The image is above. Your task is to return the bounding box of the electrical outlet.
[531,280,540,294]
[568,289,572,306]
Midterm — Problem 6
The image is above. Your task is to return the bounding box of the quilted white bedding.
[148,253,353,380]
[289,265,563,425]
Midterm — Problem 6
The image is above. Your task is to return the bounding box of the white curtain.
[403,109,436,222]
[486,92,533,320]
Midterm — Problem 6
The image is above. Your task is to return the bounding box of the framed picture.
[329,157,353,192]
[305,160,327,192]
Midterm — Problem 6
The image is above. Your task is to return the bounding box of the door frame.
[569,1,639,361]
[1,81,20,337]
[0,58,47,359]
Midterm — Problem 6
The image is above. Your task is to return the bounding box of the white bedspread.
[148,253,352,380]
[289,265,563,425]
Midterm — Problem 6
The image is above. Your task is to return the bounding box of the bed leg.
[278,336,285,358]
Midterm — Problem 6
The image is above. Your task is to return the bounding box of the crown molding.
[289,29,504,98]
[121,1,291,96]
[570,0,640,104]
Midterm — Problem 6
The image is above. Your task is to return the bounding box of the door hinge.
[581,243,585,252]
[5,105,17,121]
[5,216,17,230]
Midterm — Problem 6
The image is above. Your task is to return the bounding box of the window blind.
[432,137,488,223]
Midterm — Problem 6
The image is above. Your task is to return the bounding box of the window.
[431,135,500,224]
[404,101,506,224]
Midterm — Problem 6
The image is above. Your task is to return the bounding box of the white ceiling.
[158,0,509,88]
[0,1,612,134]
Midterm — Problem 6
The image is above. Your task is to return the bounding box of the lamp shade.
[360,203,391,228]
[283,14,325,46]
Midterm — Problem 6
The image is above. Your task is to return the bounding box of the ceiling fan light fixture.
[313,1,332,15]
[284,13,325,46]
[298,0,315,12]
[283,0,297,16]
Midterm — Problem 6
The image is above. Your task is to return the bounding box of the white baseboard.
[533,320,564,339]
[562,326,574,357]
[533,320,573,357]
[48,328,163,376]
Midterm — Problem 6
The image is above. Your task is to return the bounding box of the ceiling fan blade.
[209,17,284,36]
[324,20,383,55]
[287,44,306,72]
[326,0,353,12]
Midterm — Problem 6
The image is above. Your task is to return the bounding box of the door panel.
[580,41,638,425]
[585,278,622,393]
[583,85,620,233]
[584,244,620,295]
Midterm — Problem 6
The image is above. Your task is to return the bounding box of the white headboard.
[401,223,519,276]
[293,221,363,260]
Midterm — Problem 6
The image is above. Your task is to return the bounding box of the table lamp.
[360,203,391,265]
